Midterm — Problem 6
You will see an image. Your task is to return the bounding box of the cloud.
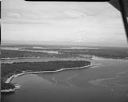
[2,1,119,24]
[1,0,127,47]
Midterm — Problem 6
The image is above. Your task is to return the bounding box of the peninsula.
[1,60,91,93]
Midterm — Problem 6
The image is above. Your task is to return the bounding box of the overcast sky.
[1,0,128,47]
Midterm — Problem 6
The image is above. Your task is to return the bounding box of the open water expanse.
[1,57,128,102]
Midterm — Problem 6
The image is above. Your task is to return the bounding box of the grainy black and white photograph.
[1,0,128,102]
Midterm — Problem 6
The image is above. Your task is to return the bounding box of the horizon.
[1,40,128,48]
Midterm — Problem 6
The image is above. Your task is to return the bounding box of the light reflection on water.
[2,58,128,102]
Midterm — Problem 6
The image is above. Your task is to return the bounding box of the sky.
[1,0,128,47]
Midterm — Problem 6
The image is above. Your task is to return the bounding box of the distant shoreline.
[1,55,128,64]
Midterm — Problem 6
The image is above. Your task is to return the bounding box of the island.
[1,60,91,93]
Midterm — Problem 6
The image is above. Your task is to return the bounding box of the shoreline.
[1,63,92,93]
[1,55,128,64]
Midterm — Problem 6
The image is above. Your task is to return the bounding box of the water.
[2,58,128,102]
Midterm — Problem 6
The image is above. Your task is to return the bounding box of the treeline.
[61,48,128,59]
[1,61,90,78]
[1,50,79,58]
[1,47,128,59]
